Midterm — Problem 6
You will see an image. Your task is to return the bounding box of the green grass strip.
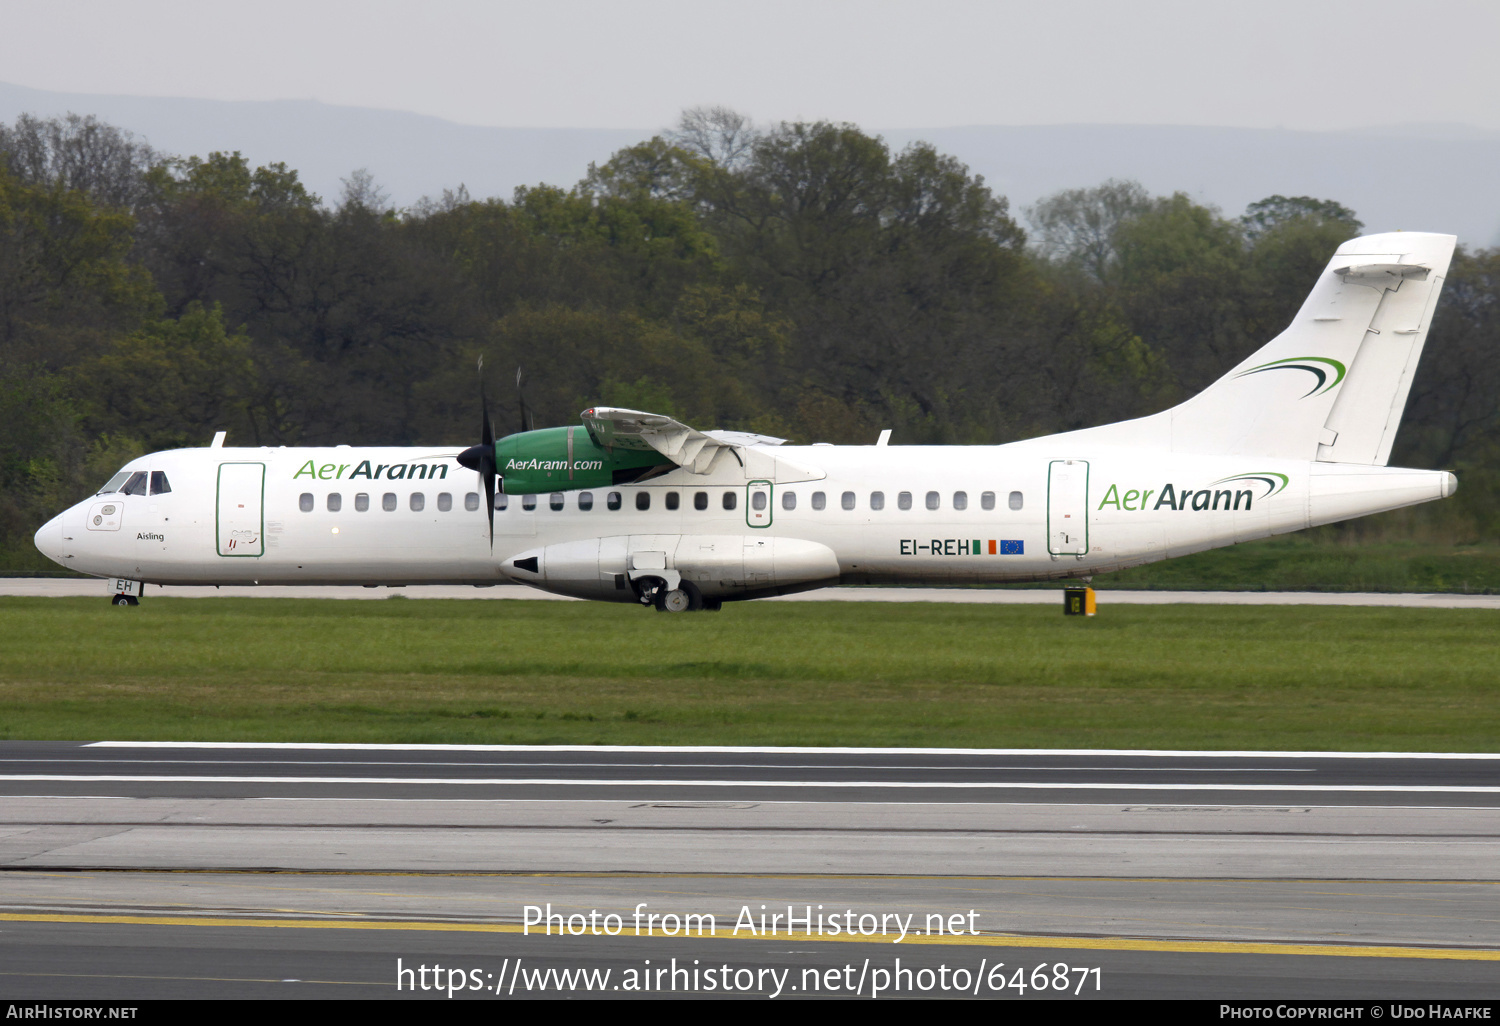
[0,597,1496,750]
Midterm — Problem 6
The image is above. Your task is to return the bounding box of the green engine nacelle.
[494,425,672,495]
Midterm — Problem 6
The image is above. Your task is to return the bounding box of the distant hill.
[4,81,1498,247]
[885,123,1500,248]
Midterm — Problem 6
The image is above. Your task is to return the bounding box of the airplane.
[33,231,1459,610]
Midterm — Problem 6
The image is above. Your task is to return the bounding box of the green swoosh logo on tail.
[1234,357,1347,398]
[1213,472,1290,499]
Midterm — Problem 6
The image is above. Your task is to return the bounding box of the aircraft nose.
[33,514,64,567]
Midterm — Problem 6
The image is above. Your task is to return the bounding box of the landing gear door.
[217,462,265,557]
[1047,460,1089,556]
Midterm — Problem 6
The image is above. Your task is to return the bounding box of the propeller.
[516,366,535,433]
[456,358,499,546]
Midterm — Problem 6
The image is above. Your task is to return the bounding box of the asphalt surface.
[2,742,1497,1000]
[1,741,1497,806]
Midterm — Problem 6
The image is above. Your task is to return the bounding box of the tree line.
[1,108,1495,568]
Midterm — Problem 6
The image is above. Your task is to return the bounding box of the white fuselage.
[34,439,1455,602]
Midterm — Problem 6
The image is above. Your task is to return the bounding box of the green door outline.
[746,480,773,529]
[1046,459,1089,556]
[216,462,265,557]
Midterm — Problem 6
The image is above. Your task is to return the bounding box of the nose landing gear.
[110,579,144,606]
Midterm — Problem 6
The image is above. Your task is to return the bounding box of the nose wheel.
[110,595,139,606]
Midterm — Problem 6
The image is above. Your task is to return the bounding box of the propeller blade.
[516,366,534,433]
[457,357,499,548]
[483,456,495,546]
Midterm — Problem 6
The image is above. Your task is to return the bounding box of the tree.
[1243,196,1365,338]
[1112,193,1251,395]
[0,113,159,211]
[75,303,256,451]
[1241,195,1362,241]
[1025,179,1151,281]
[0,163,157,369]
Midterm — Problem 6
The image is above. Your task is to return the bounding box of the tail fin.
[1069,231,1455,465]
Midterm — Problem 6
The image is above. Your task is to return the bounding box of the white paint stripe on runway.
[7,776,1500,792]
[84,742,1500,759]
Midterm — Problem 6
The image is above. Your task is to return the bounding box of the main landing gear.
[638,578,718,613]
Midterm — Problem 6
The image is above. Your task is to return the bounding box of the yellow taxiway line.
[3,912,1497,961]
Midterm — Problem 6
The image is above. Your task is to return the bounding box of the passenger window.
[382,492,397,512]
[299,492,314,512]
[752,491,767,511]
[579,491,594,511]
[121,472,148,496]
[841,491,855,510]
[607,491,622,511]
[953,491,968,511]
[812,491,826,510]
[636,492,650,511]
[522,494,537,511]
[898,491,912,510]
[326,493,341,512]
[870,491,884,511]
[410,493,425,512]
[495,492,509,511]
[782,491,796,511]
[150,471,172,495]
[549,493,564,511]
[926,491,940,510]
[356,493,370,512]
[465,492,479,511]
[981,491,996,511]
[694,491,708,510]
[437,492,452,512]
[1009,490,1024,511]
[665,491,680,511]
[723,491,737,511]
[98,472,131,494]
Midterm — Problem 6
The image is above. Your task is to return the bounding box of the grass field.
[1094,537,1500,594]
[1,596,1497,751]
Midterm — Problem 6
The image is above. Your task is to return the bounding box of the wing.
[581,407,785,474]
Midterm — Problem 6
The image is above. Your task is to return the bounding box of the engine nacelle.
[502,534,841,602]
[494,426,672,495]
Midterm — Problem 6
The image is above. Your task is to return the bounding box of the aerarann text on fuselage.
[36,232,1459,611]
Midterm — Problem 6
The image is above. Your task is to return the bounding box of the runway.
[0,743,1497,998]
[5,577,1500,607]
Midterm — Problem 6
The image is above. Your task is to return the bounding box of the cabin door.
[216,462,265,557]
[1047,459,1089,556]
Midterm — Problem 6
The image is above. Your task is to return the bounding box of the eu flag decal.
[999,539,1024,555]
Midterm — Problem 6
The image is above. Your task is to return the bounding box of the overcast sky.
[4,0,1498,132]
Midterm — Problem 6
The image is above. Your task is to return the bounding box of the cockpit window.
[97,472,131,495]
[150,471,172,495]
[120,472,148,496]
